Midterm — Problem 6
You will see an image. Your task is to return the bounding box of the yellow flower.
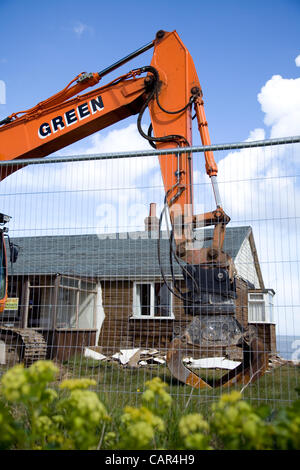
[28,361,59,383]
[1,365,27,402]
[142,377,172,411]
[35,415,53,434]
[179,413,209,438]
[220,391,242,404]
[60,378,97,391]
[65,389,108,425]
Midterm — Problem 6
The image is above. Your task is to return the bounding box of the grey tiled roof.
[7,226,251,279]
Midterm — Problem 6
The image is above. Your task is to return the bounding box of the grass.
[59,354,300,413]
[0,356,299,450]
[1,353,299,413]
[56,355,299,449]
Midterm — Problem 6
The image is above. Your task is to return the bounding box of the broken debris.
[112,348,140,365]
[84,347,107,361]
[183,356,241,370]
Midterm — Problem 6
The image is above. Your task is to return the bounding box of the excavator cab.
[0,213,19,313]
[0,213,9,313]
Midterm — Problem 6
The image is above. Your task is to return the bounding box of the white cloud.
[0,80,6,105]
[79,123,151,154]
[295,54,300,67]
[73,21,93,37]
[0,124,159,235]
[245,128,265,142]
[213,70,300,215]
[257,74,300,138]
[213,64,300,335]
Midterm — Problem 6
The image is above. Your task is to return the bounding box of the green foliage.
[0,361,299,450]
[0,361,109,450]
[179,413,211,450]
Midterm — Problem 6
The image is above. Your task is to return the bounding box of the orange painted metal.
[167,334,269,390]
[166,338,212,389]
[148,31,199,214]
[194,96,218,177]
[0,72,146,177]
[0,30,218,217]
[7,73,101,123]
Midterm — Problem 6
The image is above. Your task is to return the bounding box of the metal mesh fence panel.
[0,136,299,411]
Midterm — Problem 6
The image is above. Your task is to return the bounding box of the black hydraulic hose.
[147,123,157,149]
[136,66,191,148]
[98,41,154,79]
[168,228,200,296]
[137,66,199,302]
[0,117,12,127]
[157,197,187,303]
[157,189,199,304]
[155,89,194,116]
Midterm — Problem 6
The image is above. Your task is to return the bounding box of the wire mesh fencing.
[0,136,299,410]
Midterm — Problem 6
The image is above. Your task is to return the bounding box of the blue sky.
[1,0,300,337]
[1,0,300,145]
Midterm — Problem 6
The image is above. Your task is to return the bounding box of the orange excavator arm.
[0,31,219,215]
[0,30,224,252]
[0,30,268,388]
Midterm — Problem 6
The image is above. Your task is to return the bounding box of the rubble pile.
[84,348,299,370]
[266,355,299,371]
[84,347,167,367]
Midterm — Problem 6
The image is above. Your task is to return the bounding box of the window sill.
[23,327,98,331]
[248,321,276,325]
[130,315,175,320]
[55,328,98,331]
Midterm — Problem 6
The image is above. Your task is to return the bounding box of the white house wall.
[234,237,260,288]
[95,283,105,346]
[78,292,95,328]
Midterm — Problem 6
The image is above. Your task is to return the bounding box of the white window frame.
[56,275,98,329]
[248,291,275,324]
[132,281,175,319]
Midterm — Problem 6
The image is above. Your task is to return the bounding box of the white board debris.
[84,347,106,361]
[183,356,241,370]
[140,349,159,355]
[0,340,6,365]
[152,357,166,364]
[112,348,140,365]
[108,349,242,370]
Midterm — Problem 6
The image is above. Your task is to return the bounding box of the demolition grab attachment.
[167,318,269,389]
[164,206,269,390]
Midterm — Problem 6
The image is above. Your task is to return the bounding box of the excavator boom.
[0,30,268,388]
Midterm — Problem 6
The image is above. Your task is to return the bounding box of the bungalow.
[1,213,276,362]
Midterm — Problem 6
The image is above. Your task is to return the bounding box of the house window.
[133,282,174,318]
[56,276,97,329]
[268,292,274,323]
[28,284,56,328]
[248,290,275,323]
[248,293,265,322]
[25,276,98,329]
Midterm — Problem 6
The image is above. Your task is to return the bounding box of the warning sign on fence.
[5,298,19,310]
